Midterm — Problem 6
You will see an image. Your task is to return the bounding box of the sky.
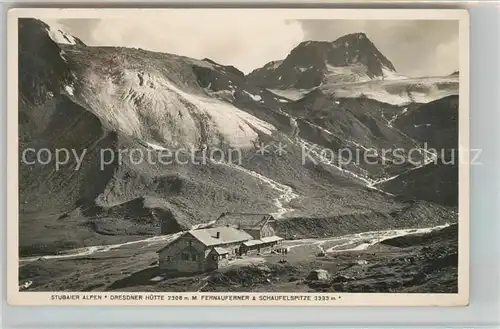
[46,17,459,77]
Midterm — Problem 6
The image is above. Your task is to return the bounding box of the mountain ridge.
[246,32,397,90]
[18,18,459,256]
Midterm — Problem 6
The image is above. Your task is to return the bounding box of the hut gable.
[213,213,274,230]
[213,213,276,240]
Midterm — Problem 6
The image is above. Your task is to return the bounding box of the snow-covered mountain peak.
[328,33,396,74]
[247,32,397,90]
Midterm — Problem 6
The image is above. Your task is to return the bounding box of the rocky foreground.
[19,224,458,293]
[201,224,458,293]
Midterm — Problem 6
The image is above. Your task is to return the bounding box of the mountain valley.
[17,18,461,293]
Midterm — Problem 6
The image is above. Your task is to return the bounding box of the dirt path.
[20,223,450,264]
[19,219,220,263]
[19,231,184,263]
[215,161,299,219]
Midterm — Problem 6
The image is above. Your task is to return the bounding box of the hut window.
[166,256,171,261]
[191,254,197,261]
[212,255,218,260]
[181,253,189,260]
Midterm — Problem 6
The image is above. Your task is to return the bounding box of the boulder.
[306,269,331,281]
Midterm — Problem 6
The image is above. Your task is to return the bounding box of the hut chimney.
[215,231,220,239]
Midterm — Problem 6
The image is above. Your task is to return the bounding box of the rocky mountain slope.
[18,19,460,256]
[247,33,397,90]
[375,95,459,206]
[394,95,459,150]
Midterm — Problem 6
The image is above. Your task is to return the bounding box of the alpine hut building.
[156,213,283,273]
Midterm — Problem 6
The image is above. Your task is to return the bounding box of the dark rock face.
[192,60,245,91]
[19,18,75,105]
[281,91,423,179]
[376,95,459,207]
[247,32,396,89]
[394,95,459,151]
[377,161,459,207]
[328,33,396,74]
[201,58,245,80]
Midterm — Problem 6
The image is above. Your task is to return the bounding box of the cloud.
[55,16,304,74]
[51,16,458,77]
[298,19,459,77]
[55,18,101,43]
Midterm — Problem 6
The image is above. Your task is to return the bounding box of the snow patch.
[216,161,298,219]
[270,60,283,70]
[59,50,67,62]
[145,141,167,151]
[285,224,450,254]
[64,85,74,96]
[267,88,310,101]
[349,141,370,152]
[326,224,450,253]
[19,280,33,290]
[150,276,164,282]
[306,121,335,136]
[159,78,274,147]
[385,108,408,128]
[243,90,262,101]
[381,67,407,80]
[43,21,78,45]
